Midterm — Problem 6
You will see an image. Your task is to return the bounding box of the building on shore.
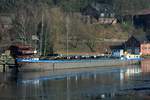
[124,35,148,54]
[110,44,124,58]
[81,2,117,24]
[9,45,37,59]
[110,35,149,56]
[140,43,150,55]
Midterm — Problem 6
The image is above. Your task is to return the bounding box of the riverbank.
[17,59,140,72]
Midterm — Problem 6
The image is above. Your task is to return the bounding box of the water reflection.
[141,59,150,73]
[0,61,150,100]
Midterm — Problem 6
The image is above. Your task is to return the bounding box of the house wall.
[140,43,150,55]
[98,18,117,24]
[112,49,124,57]
[126,47,140,54]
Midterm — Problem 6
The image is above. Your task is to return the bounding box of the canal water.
[0,60,150,100]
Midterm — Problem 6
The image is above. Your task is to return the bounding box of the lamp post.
[66,15,69,57]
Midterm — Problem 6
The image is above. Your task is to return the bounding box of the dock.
[0,53,15,72]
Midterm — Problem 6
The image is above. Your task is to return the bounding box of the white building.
[112,49,124,58]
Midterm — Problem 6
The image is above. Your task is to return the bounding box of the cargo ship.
[16,58,140,72]
[10,45,141,72]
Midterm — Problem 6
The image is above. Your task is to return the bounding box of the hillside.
[0,8,133,54]
[0,0,149,55]
[49,8,130,53]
